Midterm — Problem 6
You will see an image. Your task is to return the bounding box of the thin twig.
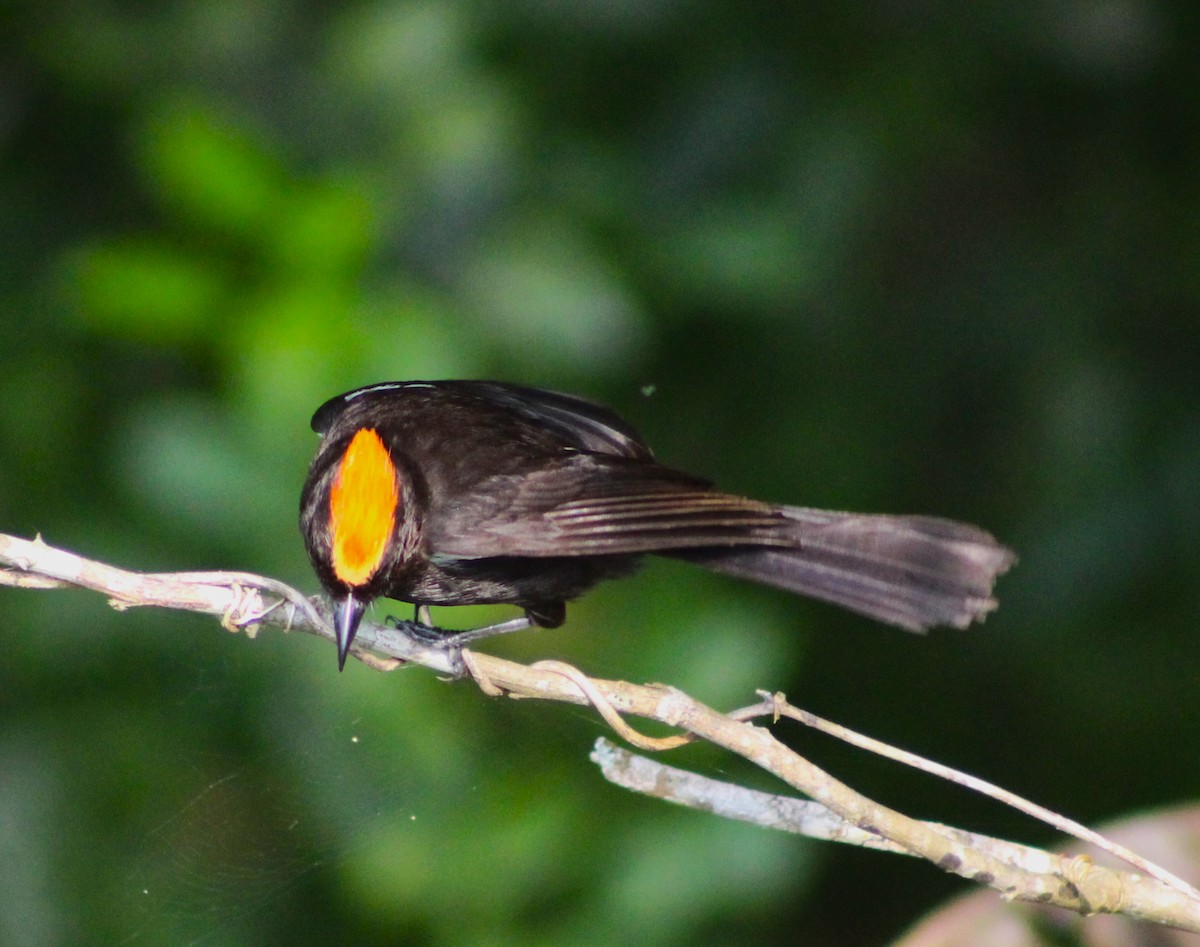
[531,660,693,751]
[766,695,1200,901]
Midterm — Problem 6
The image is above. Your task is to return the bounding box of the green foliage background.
[3,2,1199,944]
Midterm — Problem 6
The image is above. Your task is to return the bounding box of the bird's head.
[303,426,401,669]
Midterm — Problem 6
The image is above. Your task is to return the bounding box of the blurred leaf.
[268,179,374,276]
[139,100,287,242]
[71,238,229,343]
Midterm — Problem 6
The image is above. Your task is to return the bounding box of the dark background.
[2,2,1198,944]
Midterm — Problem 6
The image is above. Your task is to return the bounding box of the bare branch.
[591,737,908,852]
[766,696,1200,900]
[2,530,1198,933]
[0,532,462,676]
[589,739,1200,932]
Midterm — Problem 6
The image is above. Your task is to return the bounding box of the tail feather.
[668,507,1015,631]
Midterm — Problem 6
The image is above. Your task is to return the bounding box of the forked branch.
[1,531,1197,932]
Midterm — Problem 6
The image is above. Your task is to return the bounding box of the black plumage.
[300,381,1014,669]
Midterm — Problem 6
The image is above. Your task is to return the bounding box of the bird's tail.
[667,507,1015,631]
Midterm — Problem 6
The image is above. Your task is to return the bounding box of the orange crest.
[329,428,399,586]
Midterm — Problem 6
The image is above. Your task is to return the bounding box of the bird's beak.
[333,593,367,671]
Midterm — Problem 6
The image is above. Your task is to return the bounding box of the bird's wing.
[428,455,788,558]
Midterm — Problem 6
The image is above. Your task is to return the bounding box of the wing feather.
[430,456,794,557]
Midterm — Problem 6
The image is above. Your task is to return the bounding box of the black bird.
[300,381,1014,670]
